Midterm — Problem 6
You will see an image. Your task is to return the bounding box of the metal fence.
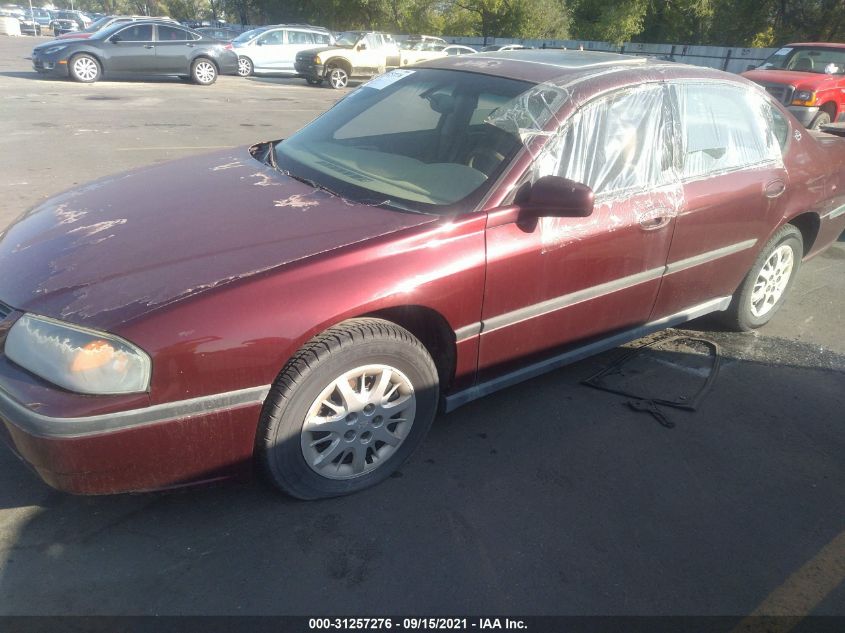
[445,37,777,74]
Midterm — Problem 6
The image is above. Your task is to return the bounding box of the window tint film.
[116,24,153,42]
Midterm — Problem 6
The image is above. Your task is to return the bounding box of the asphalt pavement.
[0,35,843,619]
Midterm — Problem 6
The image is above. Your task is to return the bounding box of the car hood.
[742,68,842,91]
[0,146,438,330]
[55,31,92,39]
[299,45,353,57]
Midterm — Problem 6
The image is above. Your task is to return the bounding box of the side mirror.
[110,35,121,43]
[746,64,756,71]
[357,42,367,51]
[522,175,594,218]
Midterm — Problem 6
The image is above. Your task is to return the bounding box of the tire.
[257,318,439,500]
[326,65,349,89]
[809,110,832,130]
[191,58,217,85]
[237,56,253,77]
[68,54,100,83]
[306,76,323,86]
[722,224,803,331]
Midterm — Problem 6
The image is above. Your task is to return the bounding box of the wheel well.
[324,57,351,76]
[789,212,820,256]
[820,101,837,120]
[192,56,218,71]
[70,51,101,69]
[365,306,456,391]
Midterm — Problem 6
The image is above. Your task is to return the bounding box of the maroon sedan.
[1,51,844,499]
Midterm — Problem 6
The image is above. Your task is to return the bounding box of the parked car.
[294,30,401,88]
[232,24,333,77]
[443,45,477,56]
[49,10,85,36]
[31,20,238,84]
[743,43,845,129]
[2,50,845,499]
[480,44,528,52]
[195,26,245,42]
[24,7,51,28]
[18,16,42,35]
[54,15,176,41]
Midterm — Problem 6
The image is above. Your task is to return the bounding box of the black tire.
[237,56,253,77]
[326,65,349,89]
[306,76,323,86]
[722,224,803,331]
[68,53,101,83]
[191,58,217,85]
[809,110,832,130]
[257,318,439,500]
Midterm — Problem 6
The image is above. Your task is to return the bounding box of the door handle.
[638,210,673,231]
[186,43,194,47]
[144,44,154,49]
[765,179,786,198]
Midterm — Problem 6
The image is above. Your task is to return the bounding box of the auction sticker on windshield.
[365,69,415,90]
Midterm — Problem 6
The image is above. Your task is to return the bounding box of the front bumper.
[787,105,820,128]
[31,52,69,76]
[295,59,323,79]
[0,350,265,494]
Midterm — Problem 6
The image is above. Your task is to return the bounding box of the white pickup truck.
[294,30,401,88]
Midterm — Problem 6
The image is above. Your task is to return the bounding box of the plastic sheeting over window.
[535,84,674,197]
[674,82,783,179]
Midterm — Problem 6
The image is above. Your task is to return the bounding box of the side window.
[314,33,330,44]
[115,24,153,42]
[770,105,790,153]
[675,83,780,179]
[545,85,673,196]
[257,30,283,46]
[287,31,314,45]
[157,25,190,41]
[365,34,382,49]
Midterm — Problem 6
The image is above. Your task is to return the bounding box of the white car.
[443,45,477,56]
[233,24,333,77]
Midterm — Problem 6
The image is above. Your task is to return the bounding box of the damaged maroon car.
[1,51,844,499]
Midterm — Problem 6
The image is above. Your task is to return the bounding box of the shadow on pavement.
[0,334,843,615]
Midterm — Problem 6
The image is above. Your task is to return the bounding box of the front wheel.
[191,58,217,85]
[326,65,349,89]
[257,318,439,500]
[237,56,253,77]
[69,54,100,83]
[722,224,803,331]
[809,110,832,130]
[306,76,323,86]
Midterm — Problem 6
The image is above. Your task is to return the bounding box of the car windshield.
[335,31,363,46]
[83,16,112,32]
[232,28,263,44]
[274,68,540,215]
[758,46,845,75]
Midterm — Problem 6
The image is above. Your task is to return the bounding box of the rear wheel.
[722,224,803,331]
[257,318,439,500]
[326,65,349,89]
[237,56,253,77]
[191,58,217,85]
[69,54,100,83]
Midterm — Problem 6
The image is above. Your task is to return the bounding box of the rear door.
[154,24,200,73]
[650,81,789,319]
[104,23,155,72]
[281,30,316,73]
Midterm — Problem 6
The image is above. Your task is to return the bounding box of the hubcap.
[237,58,251,76]
[301,364,416,480]
[195,61,215,83]
[750,244,794,317]
[74,57,97,81]
[329,68,348,88]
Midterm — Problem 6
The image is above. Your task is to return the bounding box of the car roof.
[418,49,754,96]
[786,42,845,49]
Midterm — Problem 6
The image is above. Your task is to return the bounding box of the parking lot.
[0,34,844,618]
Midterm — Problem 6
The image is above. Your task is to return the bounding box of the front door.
[105,23,155,73]
[478,84,678,376]
[251,28,285,71]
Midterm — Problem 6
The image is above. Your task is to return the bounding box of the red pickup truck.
[743,43,845,129]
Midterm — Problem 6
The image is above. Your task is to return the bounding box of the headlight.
[5,314,151,395]
[792,90,815,105]
[314,54,322,64]
[42,45,67,55]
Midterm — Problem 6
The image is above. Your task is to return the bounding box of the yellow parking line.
[732,529,845,633]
